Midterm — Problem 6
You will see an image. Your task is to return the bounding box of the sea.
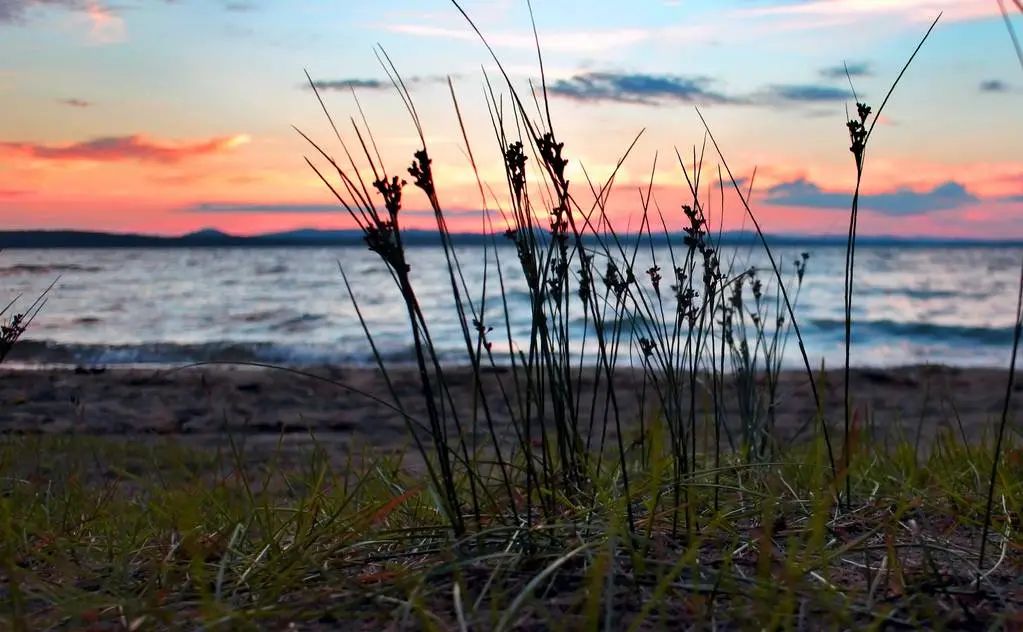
[1,244,1020,369]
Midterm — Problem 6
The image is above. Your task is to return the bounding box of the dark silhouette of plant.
[839,15,940,510]
[0,278,54,364]
[978,0,1023,583]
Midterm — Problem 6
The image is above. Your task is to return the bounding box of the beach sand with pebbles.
[0,364,1017,464]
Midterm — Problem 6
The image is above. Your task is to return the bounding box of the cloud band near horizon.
[0,134,250,163]
[764,179,979,215]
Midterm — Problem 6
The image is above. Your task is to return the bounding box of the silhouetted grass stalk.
[978,0,1023,581]
[841,14,941,510]
[0,279,55,365]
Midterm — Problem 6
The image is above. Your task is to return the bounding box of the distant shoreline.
[2,229,1022,249]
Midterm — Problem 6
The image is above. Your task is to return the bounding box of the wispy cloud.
[402,208,497,219]
[0,134,250,163]
[309,78,387,90]
[764,178,978,215]
[545,71,853,106]
[548,72,733,105]
[381,17,723,59]
[739,0,997,25]
[58,97,92,107]
[82,0,122,43]
[979,79,1010,93]
[306,75,450,91]
[819,61,873,79]
[0,0,79,24]
[186,202,497,219]
[758,84,855,104]
[185,202,339,213]
[384,23,657,54]
[222,1,256,11]
[0,1,125,42]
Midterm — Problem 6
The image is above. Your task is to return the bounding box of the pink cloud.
[83,0,124,43]
[0,134,251,164]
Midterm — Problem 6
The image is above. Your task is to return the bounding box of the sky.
[1,0,1021,238]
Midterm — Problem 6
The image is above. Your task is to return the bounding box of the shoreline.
[1,354,1016,374]
[1,364,1017,463]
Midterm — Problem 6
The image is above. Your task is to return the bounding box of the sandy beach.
[0,364,1016,463]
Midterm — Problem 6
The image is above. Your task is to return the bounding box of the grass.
[3,1,1023,629]
[0,432,1020,629]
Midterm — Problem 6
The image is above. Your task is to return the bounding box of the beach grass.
[3,1,1023,629]
[0,430,1020,629]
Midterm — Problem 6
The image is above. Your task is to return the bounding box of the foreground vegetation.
[0,432,1020,629]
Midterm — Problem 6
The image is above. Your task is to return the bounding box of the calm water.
[1,245,1020,368]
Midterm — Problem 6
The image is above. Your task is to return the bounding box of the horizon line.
[2,227,1023,245]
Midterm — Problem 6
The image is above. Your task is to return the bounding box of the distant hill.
[0,229,1019,249]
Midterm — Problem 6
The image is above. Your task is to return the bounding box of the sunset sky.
[1,0,1021,238]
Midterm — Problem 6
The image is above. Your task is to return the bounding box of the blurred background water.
[1,244,1019,368]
